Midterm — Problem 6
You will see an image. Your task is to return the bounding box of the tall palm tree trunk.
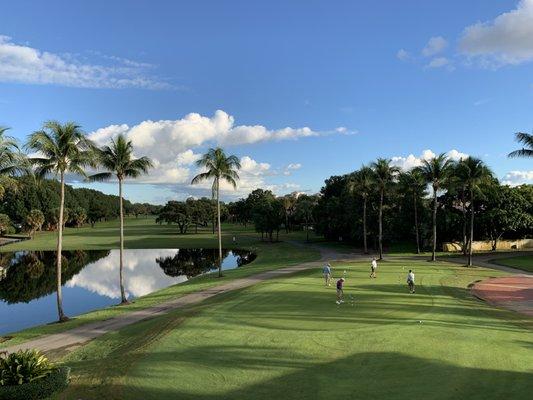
[413,193,420,254]
[461,191,467,256]
[119,178,127,303]
[378,189,383,260]
[216,179,222,277]
[468,190,474,267]
[431,187,437,261]
[56,172,67,322]
[363,197,368,254]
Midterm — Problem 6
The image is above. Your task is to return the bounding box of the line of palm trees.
[349,131,532,265]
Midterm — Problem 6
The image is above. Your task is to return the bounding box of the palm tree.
[416,154,454,261]
[88,134,153,304]
[0,127,20,176]
[399,169,427,254]
[370,159,399,260]
[0,126,27,198]
[508,132,533,158]
[26,121,94,322]
[456,157,493,266]
[191,148,240,277]
[349,166,374,254]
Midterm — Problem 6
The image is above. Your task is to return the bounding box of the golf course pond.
[0,248,256,335]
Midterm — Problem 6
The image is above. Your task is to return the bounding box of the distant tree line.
[156,189,319,242]
[0,176,161,235]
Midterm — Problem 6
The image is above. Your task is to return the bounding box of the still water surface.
[0,248,255,335]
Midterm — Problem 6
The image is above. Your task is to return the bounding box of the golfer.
[323,263,332,286]
[407,270,415,294]
[336,277,345,304]
[370,258,378,278]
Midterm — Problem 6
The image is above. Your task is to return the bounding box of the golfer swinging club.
[323,262,332,286]
[336,277,345,304]
[407,269,415,294]
[370,257,378,278]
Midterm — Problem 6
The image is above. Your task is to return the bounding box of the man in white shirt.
[370,258,378,278]
[407,270,415,294]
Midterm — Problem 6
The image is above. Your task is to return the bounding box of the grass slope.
[0,218,320,347]
[56,259,533,400]
[491,255,533,273]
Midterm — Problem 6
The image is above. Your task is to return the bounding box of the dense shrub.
[0,350,70,400]
[0,366,70,400]
[0,349,55,385]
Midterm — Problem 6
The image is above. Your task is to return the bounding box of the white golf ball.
[419,320,422,324]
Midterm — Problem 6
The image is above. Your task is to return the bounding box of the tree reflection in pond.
[156,249,256,278]
[0,250,110,304]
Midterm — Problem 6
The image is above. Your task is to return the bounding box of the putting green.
[60,260,533,400]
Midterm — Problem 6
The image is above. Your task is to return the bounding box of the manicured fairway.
[57,260,533,400]
[492,255,533,273]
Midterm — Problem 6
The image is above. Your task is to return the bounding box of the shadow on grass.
[63,348,533,400]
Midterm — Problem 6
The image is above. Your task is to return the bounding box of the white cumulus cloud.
[422,36,448,57]
[397,49,410,61]
[459,0,533,66]
[501,170,533,186]
[0,35,170,89]
[391,149,468,171]
[86,110,340,192]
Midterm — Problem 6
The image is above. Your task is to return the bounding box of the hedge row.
[0,366,70,400]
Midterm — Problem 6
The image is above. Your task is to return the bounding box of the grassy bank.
[490,255,533,273]
[54,258,533,399]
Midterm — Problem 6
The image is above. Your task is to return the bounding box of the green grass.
[53,259,533,400]
[491,255,533,273]
[0,218,320,347]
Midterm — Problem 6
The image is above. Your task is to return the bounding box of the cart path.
[3,242,360,355]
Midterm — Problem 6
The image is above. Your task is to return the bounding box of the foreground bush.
[0,350,70,400]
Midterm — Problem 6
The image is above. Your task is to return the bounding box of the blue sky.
[1,0,532,203]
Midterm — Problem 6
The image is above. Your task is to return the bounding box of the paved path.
[3,242,343,355]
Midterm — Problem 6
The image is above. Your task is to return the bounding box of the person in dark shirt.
[336,278,345,304]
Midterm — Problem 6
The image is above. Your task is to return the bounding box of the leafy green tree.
[70,206,87,227]
[281,193,297,233]
[156,201,193,234]
[456,157,493,266]
[398,169,427,254]
[26,121,95,322]
[46,207,70,231]
[88,134,152,304]
[25,209,45,237]
[348,166,374,253]
[508,132,533,158]
[479,184,533,250]
[294,194,318,242]
[0,214,11,236]
[371,159,400,259]
[417,154,454,261]
[191,148,241,277]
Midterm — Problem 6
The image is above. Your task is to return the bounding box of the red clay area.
[472,275,533,317]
